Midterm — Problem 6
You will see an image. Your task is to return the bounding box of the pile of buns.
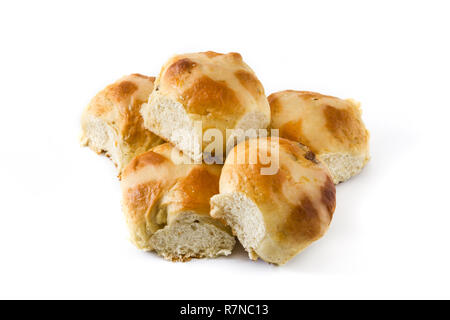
[81,51,370,265]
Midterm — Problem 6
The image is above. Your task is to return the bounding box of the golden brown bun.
[81,74,164,172]
[141,51,271,162]
[121,143,235,261]
[269,90,370,183]
[211,137,336,265]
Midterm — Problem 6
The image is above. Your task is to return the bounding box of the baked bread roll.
[121,143,235,261]
[210,137,336,265]
[81,74,164,172]
[268,90,370,184]
[141,51,271,162]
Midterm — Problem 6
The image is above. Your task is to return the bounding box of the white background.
[0,0,449,299]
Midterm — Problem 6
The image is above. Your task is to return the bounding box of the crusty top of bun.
[121,143,222,235]
[85,74,159,146]
[220,137,336,252]
[268,90,369,155]
[154,51,270,127]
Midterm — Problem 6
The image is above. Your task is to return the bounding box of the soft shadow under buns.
[211,137,336,265]
[81,74,164,172]
[121,143,235,261]
[268,90,370,184]
[141,51,271,162]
